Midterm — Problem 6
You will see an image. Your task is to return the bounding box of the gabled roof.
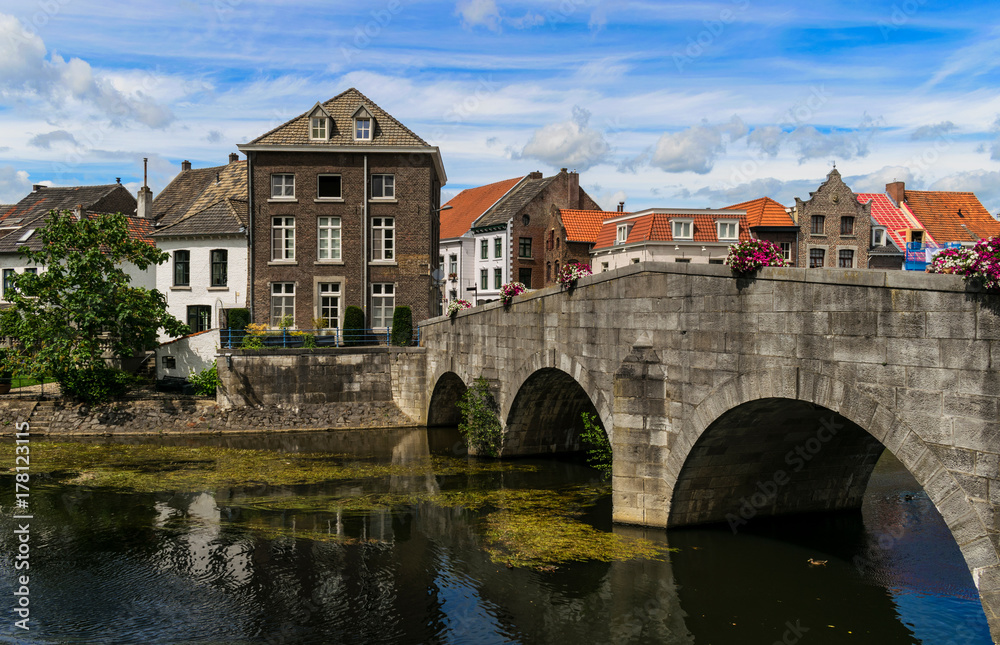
[856,193,922,251]
[152,161,248,238]
[560,209,615,244]
[473,176,555,229]
[441,176,524,240]
[724,197,795,228]
[0,184,140,252]
[245,88,428,148]
[593,209,749,250]
[902,190,1000,244]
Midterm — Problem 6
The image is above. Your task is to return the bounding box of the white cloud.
[911,121,956,141]
[674,177,822,208]
[594,189,628,212]
[843,166,916,193]
[0,13,173,128]
[0,166,35,203]
[27,130,79,149]
[929,169,1000,215]
[787,122,877,163]
[517,106,611,171]
[648,116,747,174]
[746,126,784,157]
[456,0,502,31]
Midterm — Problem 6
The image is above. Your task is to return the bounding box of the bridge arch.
[665,368,997,631]
[426,371,468,427]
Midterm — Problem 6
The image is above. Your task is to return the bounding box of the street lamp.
[466,285,478,306]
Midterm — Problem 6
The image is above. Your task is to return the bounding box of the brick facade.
[793,169,871,269]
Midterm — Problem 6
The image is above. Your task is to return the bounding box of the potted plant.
[557,262,592,290]
[447,299,472,318]
[448,272,458,282]
[724,239,790,274]
[500,281,526,307]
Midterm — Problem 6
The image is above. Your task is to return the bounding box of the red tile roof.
[560,209,615,243]
[856,193,921,249]
[903,190,1000,244]
[723,197,794,227]
[593,210,750,250]
[440,176,524,239]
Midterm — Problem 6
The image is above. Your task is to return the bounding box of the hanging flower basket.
[557,263,592,290]
[928,236,1000,290]
[447,299,472,318]
[500,281,526,307]
[725,239,790,274]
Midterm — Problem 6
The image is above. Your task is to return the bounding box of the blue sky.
[2,0,1000,214]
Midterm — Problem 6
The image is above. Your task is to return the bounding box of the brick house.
[791,168,872,269]
[237,88,446,329]
[887,181,1000,245]
[725,197,799,265]
[546,205,617,283]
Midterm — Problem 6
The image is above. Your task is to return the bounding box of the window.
[494,268,502,290]
[518,237,532,258]
[911,230,924,244]
[317,174,342,199]
[372,217,394,261]
[270,283,294,327]
[187,305,211,333]
[717,220,738,241]
[271,217,295,261]
[672,219,693,240]
[810,215,825,235]
[371,174,394,199]
[318,217,342,260]
[780,242,792,261]
[449,255,458,276]
[546,263,551,281]
[480,239,488,260]
[840,216,855,236]
[809,248,825,268]
[709,258,724,264]
[518,268,532,285]
[480,269,488,290]
[211,249,228,287]
[371,283,394,328]
[601,262,609,272]
[674,258,691,263]
[616,224,629,244]
[271,174,294,199]
[24,268,36,275]
[318,283,340,328]
[873,228,886,246]
[310,117,327,140]
[355,117,371,140]
[2,269,14,300]
[174,250,190,286]
[494,237,502,259]
[162,356,176,370]
[839,249,855,268]
[632,258,640,264]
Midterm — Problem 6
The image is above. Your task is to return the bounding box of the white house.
[151,156,248,339]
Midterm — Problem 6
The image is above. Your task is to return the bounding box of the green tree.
[2,209,188,402]
[580,412,612,480]
[457,377,503,457]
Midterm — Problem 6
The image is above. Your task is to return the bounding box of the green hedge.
[227,308,250,331]
[343,306,365,346]
[391,306,412,346]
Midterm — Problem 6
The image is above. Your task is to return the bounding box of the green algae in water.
[0,440,671,568]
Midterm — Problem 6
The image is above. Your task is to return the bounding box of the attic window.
[616,224,630,244]
[355,117,371,141]
[717,220,738,241]
[671,219,693,240]
[17,229,34,243]
[310,117,328,140]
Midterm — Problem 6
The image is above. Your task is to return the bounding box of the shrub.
[580,412,612,480]
[188,360,220,396]
[241,322,267,349]
[391,306,413,346]
[725,239,789,274]
[343,306,366,346]
[59,367,134,404]
[227,308,250,331]
[457,377,503,457]
[276,314,294,330]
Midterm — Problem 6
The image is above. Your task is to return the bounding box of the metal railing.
[220,327,421,349]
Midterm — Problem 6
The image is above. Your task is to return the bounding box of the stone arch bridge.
[418,262,1000,639]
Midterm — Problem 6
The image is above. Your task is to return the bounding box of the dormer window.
[310,117,328,140]
[672,219,693,240]
[872,227,886,246]
[355,117,371,140]
[616,223,630,244]
[717,220,738,241]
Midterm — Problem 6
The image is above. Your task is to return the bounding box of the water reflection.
[0,432,990,644]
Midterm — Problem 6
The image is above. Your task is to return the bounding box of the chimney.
[136,186,153,219]
[32,184,45,192]
[566,170,580,209]
[181,160,192,172]
[229,153,239,164]
[528,170,543,180]
[618,201,625,213]
[886,181,905,206]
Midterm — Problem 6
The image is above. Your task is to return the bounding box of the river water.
[0,428,991,644]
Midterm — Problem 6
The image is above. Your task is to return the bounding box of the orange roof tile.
[440,176,524,239]
[723,197,794,227]
[593,210,750,250]
[856,193,919,250]
[903,190,1000,244]
[560,209,616,243]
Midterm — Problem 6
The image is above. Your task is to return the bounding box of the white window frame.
[318,217,342,261]
[270,174,295,199]
[616,224,629,244]
[371,283,394,329]
[672,219,693,240]
[449,254,458,276]
[270,282,295,327]
[317,174,342,200]
[317,282,341,329]
[271,216,295,261]
[371,174,394,199]
[372,217,395,262]
[873,228,886,246]
[310,116,328,140]
[355,117,372,141]
[717,219,739,241]
[780,242,792,261]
